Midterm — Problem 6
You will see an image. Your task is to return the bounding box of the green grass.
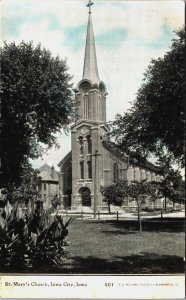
[51,217,185,274]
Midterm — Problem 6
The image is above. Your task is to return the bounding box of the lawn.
[50,217,185,274]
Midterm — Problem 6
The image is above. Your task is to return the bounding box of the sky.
[1,0,184,170]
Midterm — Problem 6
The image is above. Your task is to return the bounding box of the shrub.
[0,200,72,272]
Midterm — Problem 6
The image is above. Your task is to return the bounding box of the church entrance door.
[79,187,91,206]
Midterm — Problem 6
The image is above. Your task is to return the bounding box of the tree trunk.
[164,197,167,211]
[153,200,156,210]
[137,198,142,236]
[108,203,111,214]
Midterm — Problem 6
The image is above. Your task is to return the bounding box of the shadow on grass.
[51,252,184,274]
[6,252,185,274]
[87,218,185,233]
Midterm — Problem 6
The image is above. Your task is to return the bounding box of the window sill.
[77,179,92,183]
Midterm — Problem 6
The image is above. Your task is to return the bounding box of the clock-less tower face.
[80,126,88,135]
[76,79,107,123]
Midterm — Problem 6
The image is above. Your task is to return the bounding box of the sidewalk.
[66,210,185,221]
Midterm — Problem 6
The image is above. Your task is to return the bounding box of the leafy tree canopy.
[109,29,184,167]
[1,161,41,205]
[127,181,148,206]
[159,168,185,206]
[100,181,128,213]
[1,41,75,187]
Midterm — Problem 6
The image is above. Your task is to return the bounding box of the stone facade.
[58,5,163,211]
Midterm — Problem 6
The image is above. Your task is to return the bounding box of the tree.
[159,168,184,210]
[127,181,148,235]
[100,181,128,214]
[110,29,184,166]
[171,181,185,209]
[1,161,41,206]
[1,41,74,187]
[146,181,161,210]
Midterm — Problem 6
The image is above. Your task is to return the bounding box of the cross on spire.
[87,0,94,14]
[83,0,100,84]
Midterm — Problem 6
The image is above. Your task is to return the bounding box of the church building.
[58,1,162,211]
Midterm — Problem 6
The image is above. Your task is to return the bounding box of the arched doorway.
[79,187,91,206]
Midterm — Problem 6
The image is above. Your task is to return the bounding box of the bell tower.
[75,0,107,124]
[71,0,108,209]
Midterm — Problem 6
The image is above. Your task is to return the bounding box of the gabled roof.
[129,157,161,173]
[39,171,53,181]
[57,151,72,168]
[71,120,108,131]
[38,163,51,173]
[102,140,129,164]
[102,140,161,173]
[38,163,59,181]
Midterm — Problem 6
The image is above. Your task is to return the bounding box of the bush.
[0,200,72,272]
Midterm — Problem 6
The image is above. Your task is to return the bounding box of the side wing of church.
[58,1,163,211]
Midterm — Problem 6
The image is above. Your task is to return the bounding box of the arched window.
[122,169,127,181]
[141,170,145,181]
[83,95,89,119]
[80,161,84,179]
[87,135,92,154]
[78,136,84,155]
[113,162,119,183]
[38,181,42,192]
[134,167,140,182]
[87,160,92,179]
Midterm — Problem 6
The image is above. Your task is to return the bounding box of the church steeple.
[74,0,107,123]
[82,1,100,85]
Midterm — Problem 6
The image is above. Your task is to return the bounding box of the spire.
[82,1,100,85]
